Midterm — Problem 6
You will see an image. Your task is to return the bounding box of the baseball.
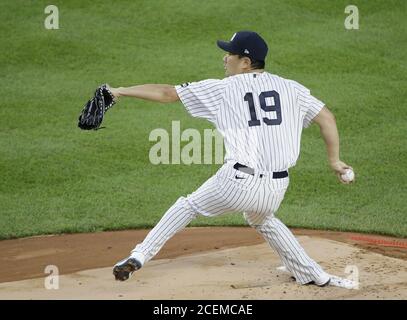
[341,169,355,182]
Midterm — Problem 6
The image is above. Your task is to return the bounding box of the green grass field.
[0,0,406,239]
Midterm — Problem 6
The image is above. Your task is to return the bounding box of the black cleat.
[113,257,142,281]
[291,276,331,287]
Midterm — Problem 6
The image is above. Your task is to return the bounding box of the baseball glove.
[78,84,116,130]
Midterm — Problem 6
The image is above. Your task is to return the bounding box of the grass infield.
[0,0,406,239]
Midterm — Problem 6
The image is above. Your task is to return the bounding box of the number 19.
[244,90,282,127]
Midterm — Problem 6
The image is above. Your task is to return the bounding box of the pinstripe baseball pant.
[132,162,329,285]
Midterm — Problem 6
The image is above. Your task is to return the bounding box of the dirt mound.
[0,227,406,299]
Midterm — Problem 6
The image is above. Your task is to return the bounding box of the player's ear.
[241,56,252,69]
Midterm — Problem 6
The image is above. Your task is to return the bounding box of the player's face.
[223,53,246,76]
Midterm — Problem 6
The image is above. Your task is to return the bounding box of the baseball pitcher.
[86,31,356,289]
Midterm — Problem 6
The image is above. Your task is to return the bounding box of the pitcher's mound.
[0,235,406,299]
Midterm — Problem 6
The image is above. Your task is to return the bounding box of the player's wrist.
[110,87,123,99]
[329,160,342,171]
[328,157,340,166]
[110,87,122,98]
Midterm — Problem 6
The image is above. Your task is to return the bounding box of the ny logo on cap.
[244,49,250,54]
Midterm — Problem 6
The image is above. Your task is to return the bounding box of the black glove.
[78,84,116,130]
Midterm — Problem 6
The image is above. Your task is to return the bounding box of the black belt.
[233,162,288,179]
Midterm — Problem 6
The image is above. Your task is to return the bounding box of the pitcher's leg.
[132,196,199,264]
[114,166,246,281]
[113,196,200,281]
[246,213,329,285]
[128,175,230,266]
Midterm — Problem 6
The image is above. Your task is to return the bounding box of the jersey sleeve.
[291,81,325,128]
[175,79,226,122]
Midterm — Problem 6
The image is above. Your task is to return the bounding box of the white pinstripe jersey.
[175,72,325,172]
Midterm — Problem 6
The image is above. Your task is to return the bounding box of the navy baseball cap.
[217,31,268,61]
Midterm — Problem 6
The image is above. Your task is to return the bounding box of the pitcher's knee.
[244,212,268,228]
[183,195,221,217]
[172,196,199,218]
